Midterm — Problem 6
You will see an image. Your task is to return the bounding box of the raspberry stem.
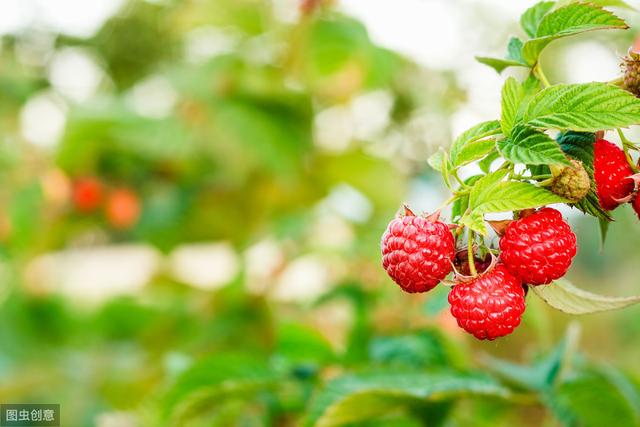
[533,63,551,88]
[467,231,477,276]
[617,129,640,173]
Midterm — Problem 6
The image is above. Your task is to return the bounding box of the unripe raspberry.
[499,208,576,285]
[594,139,634,211]
[448,264,525,340]
[550,160,590,202]
[381,207,455,293]
[622,51,640,98]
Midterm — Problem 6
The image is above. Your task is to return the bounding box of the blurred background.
[1,0,640,426]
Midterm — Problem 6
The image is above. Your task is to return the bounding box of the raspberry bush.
[382,0,640,340]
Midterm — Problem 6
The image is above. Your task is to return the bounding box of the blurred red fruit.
[72,177,103,212]
[105,188,141,230]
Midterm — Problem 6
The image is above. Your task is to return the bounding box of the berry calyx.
[72,177,103,212]
[550,160,590,203]
[594,139,635,211]
[381,206,455,293]
[448,264,525,340]
[499,207,577,286]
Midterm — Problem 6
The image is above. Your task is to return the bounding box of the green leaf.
[369,331,450,369]
[449,120,502,167]
[478,151,500,173]
[557,0,634,10]
[506,37,526,64]
[546,370,640,427]
[599,217,610,247]
[501,77,525,135]
[454,139,497,167]
[475,57,529,73]
[428,149,448,172]
[532,279,640,314]
[521,3,628,64]
[304,371,512,427]
[523,83,640,131]
[162,353,281,422]
[462,171,567,234]
[498,125,570,166]
[557,131,596,174]
[521,1,555,38]
[556,131,611,221]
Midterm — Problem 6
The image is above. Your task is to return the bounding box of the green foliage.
[531,279,640,314]
[304,372,512,427]
[497,125,570,166]
[449,120,502,167]
[523,83,640,131]
[460,171,567,234]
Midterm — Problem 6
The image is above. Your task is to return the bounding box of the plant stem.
[534,63,551,88]
[467,231,477,276]
[617,129,639,172]
[452,169,468,188]
[537,177,555,187]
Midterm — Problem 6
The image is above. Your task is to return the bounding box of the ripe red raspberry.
[594,139,634,211]
[72,177,103,212]
[633,193,640,219]
[381,207,455,293]
[448,264,525,340]
[499,208,576,285]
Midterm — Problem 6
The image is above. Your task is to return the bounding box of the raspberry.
[448,264,525,340]
[105,188,141,230]
[594,139,634,211]
[499,208,576,285]
[633,193,640,219]
[550,160,590,203]
[381,207,455,293]
[72,177,103,212]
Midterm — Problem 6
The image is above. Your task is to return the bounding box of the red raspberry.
[381,207,455,293]
[499,208,576,285]
[105,188,141,230]
[633,193,640,219]
[448,264,525,340]
[72,177,103,212]
[594,139,634,211]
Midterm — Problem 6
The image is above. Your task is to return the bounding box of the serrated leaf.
[475,56,529,73]
[428,149,447,172]
[304,372,512,427]
[506,37,526,64]
[521,3,628,64]
[557,131,596,175]
[463,171,567,234]
[557,0,634,10]
[450,120,502,167]
[532,279,640,314]
[479,151,500,173]
[523,83,640,131]
[498,125,570,166]
[454,139,497,167]
[521,1,555,38]
[501,77,525,135]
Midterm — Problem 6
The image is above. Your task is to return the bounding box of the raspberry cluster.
[381,206,577,341]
